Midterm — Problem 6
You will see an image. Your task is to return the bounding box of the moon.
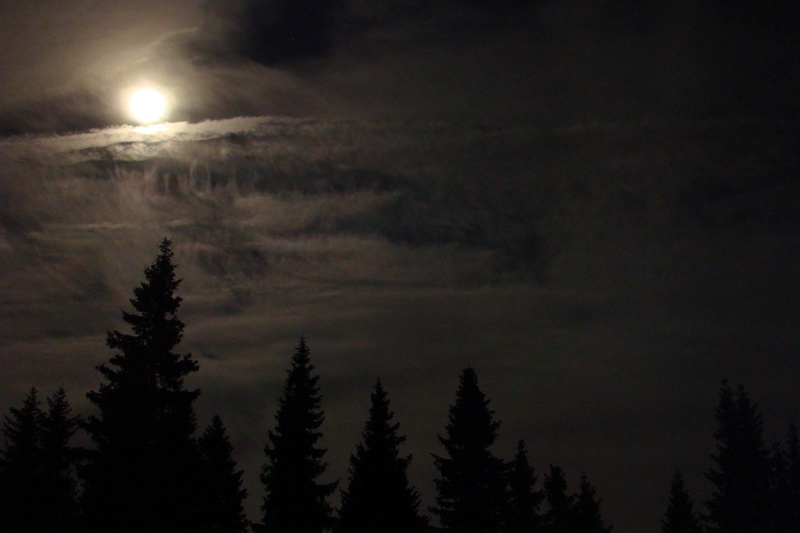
[128,88,168,124]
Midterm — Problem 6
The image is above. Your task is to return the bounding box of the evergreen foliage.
[0,387,80,533]
[0,388,45,532]
[574,474,612,533]
[39,387,82,530]
[705,380,770,533]
[769,424,800,533]
[259,336,336,533]
[542,465,576,533]
[83,238,201,533]
[337,379,428,533]
[198,415,250,533]
[661,470,703,533]
[504,439,543,533]
[432,367,507,533]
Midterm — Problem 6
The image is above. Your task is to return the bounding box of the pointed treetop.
[661,470,702,533]
[575,473,612,533]
[444,366,501,450]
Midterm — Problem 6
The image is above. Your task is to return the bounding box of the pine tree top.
[1,388,43,461]
[260,336,336,533]
[662,470,701,533]
[440,366,501,454]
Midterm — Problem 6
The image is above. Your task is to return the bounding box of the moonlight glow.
[128,88,168,124]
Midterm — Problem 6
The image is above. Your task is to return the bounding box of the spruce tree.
[198,415,249,533]
[83,238,201,533]
[542,465,576,533]
[705,380,770,533]
[337,379,428,533]
[770,424,800,533]
[0,388,45,532]
[39,387,81,531]
[0,387,80,533]
[432,367,507,533]
[786,424,800,524]
[259,336,336,533]
[662,470,702,533]
[504,439,543,533]
[574,474,612,533]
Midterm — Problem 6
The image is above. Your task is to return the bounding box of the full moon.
[128,88,168,124]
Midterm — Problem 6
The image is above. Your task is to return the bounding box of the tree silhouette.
[784,424,800,527]
[83,238,201,533]
[432,367,507,533]
[770,424,800,533]
[705,380,770,533]
[503,439,543,533]
[0,387,80,533]
[198,415,250,533]
[39,387,81,531]
[574,474,612,533]
[258,336,336,533]
[661,470,702,533]
[542,465,576,533]
[336,379,429,533]
[0,388,45,532]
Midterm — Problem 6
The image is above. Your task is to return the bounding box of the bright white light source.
[128,88,168,124]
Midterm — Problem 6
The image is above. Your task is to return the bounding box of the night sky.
[1,1,799,532]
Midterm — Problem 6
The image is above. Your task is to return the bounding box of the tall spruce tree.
[705,380,770,533]
[785,424,800,526]
[574,474,612,533]
[504,439,543,533]
[259,336,336,533]
[198,415,249,533]
[0,387,81,533]
[0,388,45,532]
[542,465,576,533]
[661,470,702,533]
[432,367,507,533]
[336,379,428,533]
[770,424,800,533]
[83,238,201,533]
[39,387,81,532]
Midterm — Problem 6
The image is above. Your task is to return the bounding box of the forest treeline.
[0,240,798,533]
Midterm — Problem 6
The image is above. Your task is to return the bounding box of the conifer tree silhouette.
[504,440,543,533]
[783,424,800,528]
[432,367,507,533]
[542,465,576,533]
[574,474,612,533]
[198,415,250,533]
[83,238,201,533]
[0,388,45,533]
[337,379,429,533]
[258,336,336,533]
[661,470,702,533]
[767,423,800,533]
[705,380,770,533]
[0,387,80,533]
[40,387,81,532]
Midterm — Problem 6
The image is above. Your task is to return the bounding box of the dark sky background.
[1,1,799,532]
